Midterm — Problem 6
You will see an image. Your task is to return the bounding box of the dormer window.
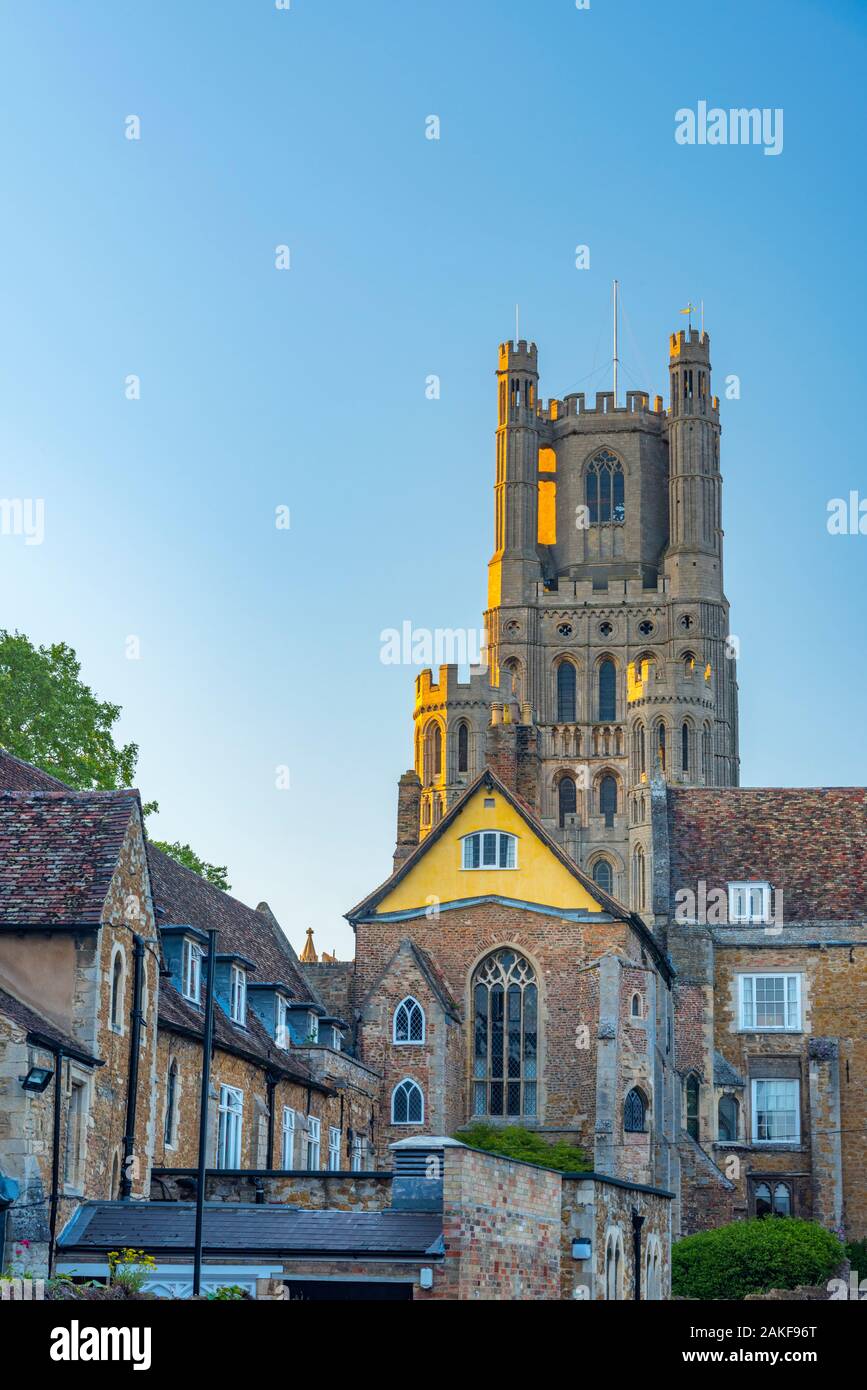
[229,964,247,1025]
[305,1013,319,1044]
[276,995,291,1049]
[182,938,203,1004]
[728,881,772,925]
[461,831,517,870]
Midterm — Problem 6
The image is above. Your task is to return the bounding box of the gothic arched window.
[472,950,538,1119]
[110,949,124,1033]
[632,845,646,910]
[592,859,614,895]
[681,721,690,773]
[558,775,577,828]
[633,722,646,777]
[457,722,469,775]
[702,725,712,783]
[655,721,667,772]
[556,661,576,722]
[685,1074,700,1140]
[599,774,617,828]
[624,1087,647,1133]
[718,1094,739,1143]
[586,450,625,524]
[423,722,442,784]
[598,658,616,721]
[391,1079,424,1125]
[393,997,425,1045]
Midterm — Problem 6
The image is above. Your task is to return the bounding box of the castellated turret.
[397,322,740,910]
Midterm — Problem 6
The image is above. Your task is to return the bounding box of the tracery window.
[393,996,425,1045]
[598,658,616,720]
[586,450,625,524]
[592,858,613,895]
[392,1079,424,1125]
[557,660,577,722]
[624,1087,647,1133]
[472,950,538,1119]
[558,775,577,828]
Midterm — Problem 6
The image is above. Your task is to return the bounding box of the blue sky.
[0,0,864,957]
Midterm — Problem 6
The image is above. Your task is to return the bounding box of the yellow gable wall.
[376,787,604,915]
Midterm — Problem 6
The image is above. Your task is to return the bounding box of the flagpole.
[613,279,619,406]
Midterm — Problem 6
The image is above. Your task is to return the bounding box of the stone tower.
[400,323,739,912]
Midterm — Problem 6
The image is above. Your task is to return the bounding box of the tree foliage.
[672,1218,843,1300]
[148,836,231,892]
[0,629,137,789]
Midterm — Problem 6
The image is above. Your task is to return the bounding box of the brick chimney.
[393,770,422,871]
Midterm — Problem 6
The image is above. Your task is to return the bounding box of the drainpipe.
[266,1072,279,1170]
[193,930,217,1297]
[631,1207,645,1301]
[48,1048,65,1279]
[120,935,145,1199]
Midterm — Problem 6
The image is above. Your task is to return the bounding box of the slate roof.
[667,787,867,922]
[0,984,100,1065]
[713,1050,745,1088]
[59,1202,444,1258]
[0,789,139,926]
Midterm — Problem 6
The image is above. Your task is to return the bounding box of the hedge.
[453,1123,590,1172]
[672,1218,844,1300]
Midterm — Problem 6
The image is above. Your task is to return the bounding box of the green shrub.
[846,1238,867,1282]
[206,1285,249,1300]
[453,1123,590,1173]
[672,1218,844,1300]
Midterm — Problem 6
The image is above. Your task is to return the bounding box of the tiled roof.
[713,1050,745,1087]
[0,748,68,792]
[59,1202,444,1257]
[0,984,100,1065]
[147,845,318,1005]
[0,789,139,926]
[667,787,867,922]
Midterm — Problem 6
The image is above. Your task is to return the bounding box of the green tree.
[0,630,231,892]
[672,1218,844,1299]
[147,832,231,892]
[454,1123,590,1173]
[0,629,137,789]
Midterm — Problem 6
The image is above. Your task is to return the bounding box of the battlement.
[627,657,714,704]
[498,339,538,372]
[534,575,669,602]
[414,663,498,710]
[669,327,711,363]
[539,388,665,423]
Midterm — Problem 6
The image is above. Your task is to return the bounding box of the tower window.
[558,776,577,828]
[681,721,690,773]
[632,845,646,910]
[655,722,667,772]
[638,620,654,637]
[472,950,538,1119]
[599,621,613,637]
[592,859,613,895]
[556,661,576,722]
[598,658,616,720]
[558,622,573,638]
[423,722,443,784]
[586,450,625,524]
[599,774,617,828]
[457,722,469,774]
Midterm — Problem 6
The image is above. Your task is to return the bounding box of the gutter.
[120,934,145,1199]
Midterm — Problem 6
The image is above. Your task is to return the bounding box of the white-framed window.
[350,1136,367,1172]
[305,1013,319,1043]
[306,1116,321,1169]
[751,1079,800,1144]
[393,996,425,1045]
[328,1126,341,1171]
[182,938,203,1004]
[391,1078,424,1125]
[229,965,247,1025]
[216,1085,243,1168]
[281,1107,296,1169]
[728,881,772,924]
[461,830,518,870]
[64,1071,90,1189]
[739,974,801,1031]
[276,995,290,1049]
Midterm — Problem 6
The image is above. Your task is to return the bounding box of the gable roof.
[666,787,867,923]
[347,768,674,983]
[348,769,632,922]
[0,789,140,927]
[361,939,461,1022]
[0,748,69,792]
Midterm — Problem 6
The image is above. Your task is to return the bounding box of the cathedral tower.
[400,320,740,911]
